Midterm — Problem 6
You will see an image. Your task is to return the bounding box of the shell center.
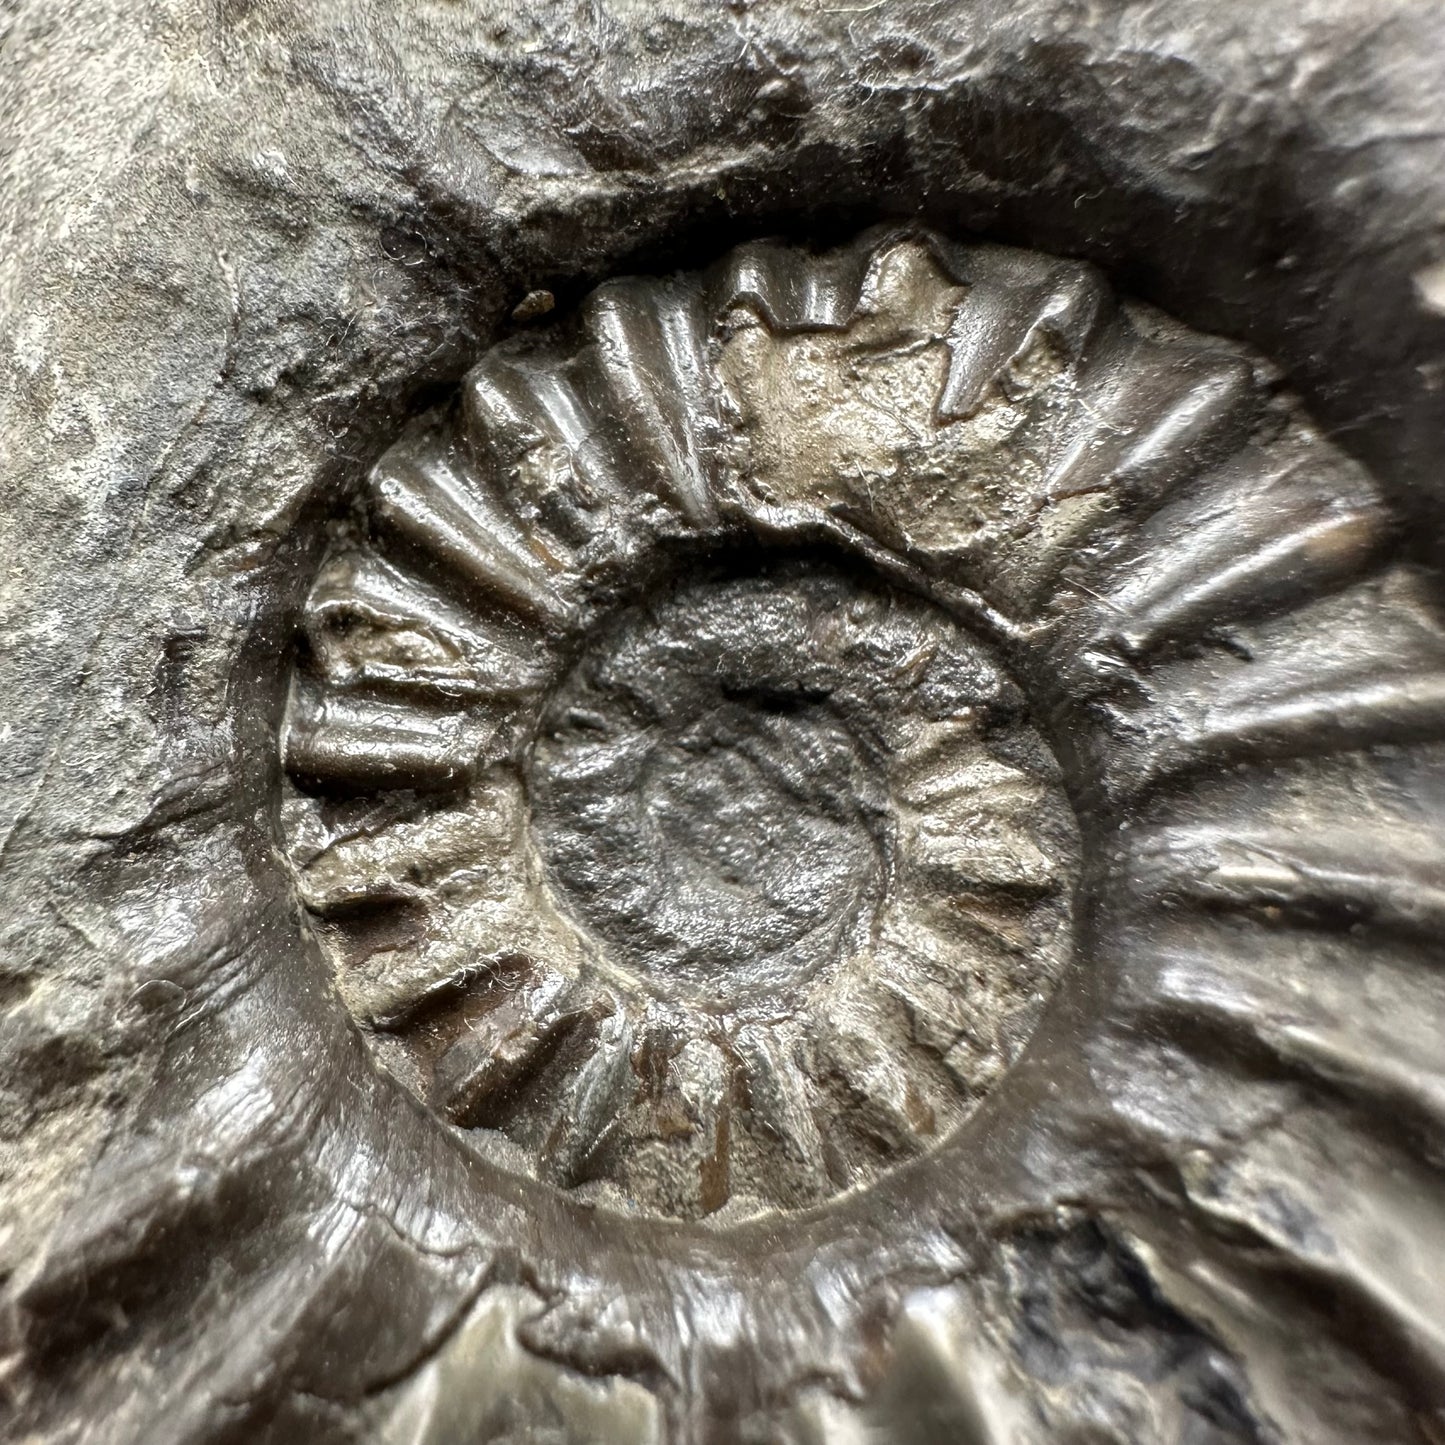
[532,569,891,1002]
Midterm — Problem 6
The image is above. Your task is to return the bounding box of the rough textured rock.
[2,3,1444,1442]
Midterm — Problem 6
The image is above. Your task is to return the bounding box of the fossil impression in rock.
[256,225,1441,1431]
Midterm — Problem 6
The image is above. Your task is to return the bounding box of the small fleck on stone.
[512,289,556,322]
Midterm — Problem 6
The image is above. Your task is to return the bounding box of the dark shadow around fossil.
[277,226,1438,1250]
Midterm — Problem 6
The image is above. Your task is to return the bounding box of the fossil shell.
[29,226,1442,1439]
[281,228,1128,1224]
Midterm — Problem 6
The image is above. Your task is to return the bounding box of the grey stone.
[2,3,1444,1441]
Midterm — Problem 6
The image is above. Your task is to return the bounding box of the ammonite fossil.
[15,209,1440,1443]
[260,225,1445,1435]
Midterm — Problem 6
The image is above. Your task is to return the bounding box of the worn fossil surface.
[4,4,1445,1443]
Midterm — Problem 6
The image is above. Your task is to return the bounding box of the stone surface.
[3,3,1445,1442]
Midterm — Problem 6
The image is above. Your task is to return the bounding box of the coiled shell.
[261,226,1445,1434]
